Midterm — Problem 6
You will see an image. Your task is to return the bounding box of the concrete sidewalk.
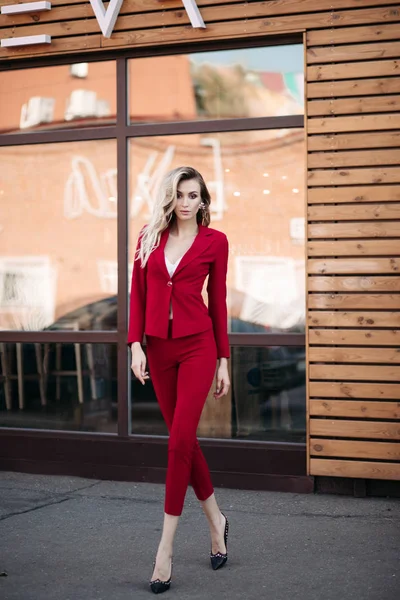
[0,471,399,600]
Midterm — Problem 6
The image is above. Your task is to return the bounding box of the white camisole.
[165,254,182,319]
[165,254,182,278]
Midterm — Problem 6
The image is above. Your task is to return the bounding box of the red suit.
[128,223,230,515]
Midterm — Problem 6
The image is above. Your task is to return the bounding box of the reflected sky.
[190,44,303,73]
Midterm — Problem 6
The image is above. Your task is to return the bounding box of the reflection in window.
[0,342,117,433]
[0,140,117,331]
[129,44,304,123]
[0,257,57,331]
[0,62,116,134]
[232,346,306,442]
[129,128,305,334]
[129,345,306,442]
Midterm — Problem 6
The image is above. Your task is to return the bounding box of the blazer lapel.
[172,224,213,278]
[154,227,171,279]
[154,223,213,279]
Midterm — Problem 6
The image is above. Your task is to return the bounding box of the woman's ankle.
[157,543,173,558]
[209,511,224,532]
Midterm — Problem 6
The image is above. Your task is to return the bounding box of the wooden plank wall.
[0,0,399,59]
[306,7,400,482]
[0,0,400,482]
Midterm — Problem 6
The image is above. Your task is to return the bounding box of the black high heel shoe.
[150,557,173,594]
[210,512,229,571]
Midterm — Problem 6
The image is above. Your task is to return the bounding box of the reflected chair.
[0,342,48,410]
[52,320,97,405]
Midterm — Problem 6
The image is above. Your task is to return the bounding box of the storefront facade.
[0,0,399,495]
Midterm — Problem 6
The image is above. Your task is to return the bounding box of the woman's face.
[174,178,202,222]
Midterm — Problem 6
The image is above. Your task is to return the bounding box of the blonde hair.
[136,166,211,268]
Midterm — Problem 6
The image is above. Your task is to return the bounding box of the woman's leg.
[147,335,215,514]
[165,329,217,516]
[146,335,214,581]
[200,494,227,554]
[146,341,178,582]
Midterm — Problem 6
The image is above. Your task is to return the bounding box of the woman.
[128,166,231,594]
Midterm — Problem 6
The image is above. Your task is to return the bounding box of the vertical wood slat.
[303,30,311,482]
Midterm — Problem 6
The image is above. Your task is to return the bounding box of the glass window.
[130,351,167,437]
[128,45,303,123]
[0,342,117,433]
[231,345,306,442]
[128,129,305,334]
[0,61,116,134]
[0,140,117,331]
[129,345,305,442]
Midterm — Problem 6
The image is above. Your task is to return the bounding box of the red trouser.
[146,324,217,516]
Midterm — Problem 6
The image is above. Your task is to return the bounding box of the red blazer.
[127,223,230,358]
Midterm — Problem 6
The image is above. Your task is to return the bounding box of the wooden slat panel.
[0,17,306,58]
[309,133,400,153]
[309,311,400,327]
[310,459,400,480]
[308,77,400,99]
[310,364,400,381]
[307,185,400,204]
[310,400,400,419]
[308,294,400,310]
[308,258,400,275]
[307,41,400,64]
[0,34,101,58]
[97,6,400,50]
[308,222,400,239]
[307,23,400,46]
[0,0,83,4]
[309,382,400,399]
[308,149,400,168]
[308,96,400,118]
[308,59,400,81]
[308,167,400,187]
[1,3,396,41]
[1,2,255,35]
[0,0,244,27]
[308,114,400,134]
[308,241,400,257]
[310,419,400,439]
[2,0,399,27]
[1,2,400,59]
[308,204,400,221]
[0,7,396,59]
[309,347,400,364]
[310,438,400,460]
[309,329,400,345]
[308,276,400,292]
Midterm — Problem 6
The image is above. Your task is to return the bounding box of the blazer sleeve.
[127,228,147,346]
[207,234,230,359]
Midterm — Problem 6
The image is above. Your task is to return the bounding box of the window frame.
[0,34,305,438]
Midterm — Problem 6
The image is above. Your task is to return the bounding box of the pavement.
[0,471,399,600]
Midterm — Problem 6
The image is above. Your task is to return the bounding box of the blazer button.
[167,281,173,286]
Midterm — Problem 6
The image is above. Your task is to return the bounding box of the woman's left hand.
[214,359,230,399]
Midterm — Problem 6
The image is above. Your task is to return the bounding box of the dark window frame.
[0,34,305,439]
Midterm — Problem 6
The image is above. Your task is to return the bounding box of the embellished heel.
[150,558,173,594]
[210,512,229,571]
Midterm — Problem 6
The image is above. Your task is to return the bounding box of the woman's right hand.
[130,342,149,385]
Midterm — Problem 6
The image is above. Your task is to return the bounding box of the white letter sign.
[181,0,205,28]
[1,0,206,48]
[89,0,124,39]
[89,0,206,37]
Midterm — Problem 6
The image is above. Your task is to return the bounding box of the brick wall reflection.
[0,58,304,332]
